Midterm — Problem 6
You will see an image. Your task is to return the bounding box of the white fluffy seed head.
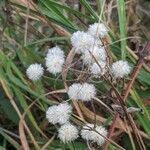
[111,60,131,78]
[67,83,82,100]
[68,83,96,101]
[26,63,44,81]
[90,61,107,76]
[81,124,107,146]
[46,103,72,125]
[45,46,65,75]
[79,83,96,101]
[47,46,64,58]
[82,46,106,65]
[87,23,108,38]
[71,31,102,54]
[45,55,64,75]
[81,124,94,141]
[58,123,79,143]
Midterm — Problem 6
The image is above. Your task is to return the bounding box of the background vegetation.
[0,0,150,149]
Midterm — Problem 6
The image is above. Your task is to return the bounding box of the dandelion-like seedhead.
[68,83,96,101]
[82,46,106,65]
[47,46,64,58]
[111,60,131,78]
[67,83,82,100]
[26,63,44,81]
[45,55,65,75]
[81,124,107,146]
[46,103,72,125]
[45,46,65,75]
[88,23,108,38]
[71,31,101,54]
[90,61,107,76]
[58,123,79,143]
[79,83,96,101]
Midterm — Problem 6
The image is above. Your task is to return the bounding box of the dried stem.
[103,113,119,149]
[24,0,30,46]
[84,125,125,150]
[88,40,145,149]
[103,43,149,150]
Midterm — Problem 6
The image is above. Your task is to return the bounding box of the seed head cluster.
[71,31,101,54]
[81,123,108,146]
[45,46,65,75]
[87,23,108,38]
[111,60,131,78]
[46,103,72,125]
[90,61,107,76]
[25,22,132,146]
[58,123,79,143]
[26,63,44,81]
[70,23,109,79]
[68,82,96,101]
[81,46,106,65]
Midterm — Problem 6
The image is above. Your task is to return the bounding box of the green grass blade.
[13,86,45,135]
[79,0,99,21]
[0,146,6,150]
[117,0,126,60]
[0,129,20,150]
[38,0,77,32]
[39,0,75,27]
[46,0,94,20]
[129,90,150,134]
[26,36,69,46]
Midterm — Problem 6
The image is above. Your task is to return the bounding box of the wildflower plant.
[1,1,150,150]
[25,21,139,149]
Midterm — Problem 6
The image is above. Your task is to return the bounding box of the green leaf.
[129,89,150,134]
[137,88,150,99]
[137,69,150,85]
[0,89,19,124]
[0,145,6,150]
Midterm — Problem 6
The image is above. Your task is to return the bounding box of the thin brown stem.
[103,113,119,150]
[89,46,145,149]
[122,59,144,101]
[103,54,147,149]
[91,100,97,128]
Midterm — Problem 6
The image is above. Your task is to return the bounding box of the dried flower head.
[88,23,108,38]
[82,46,106,65]
[111,60,131,78]
[47,46,64,58]
[90,61,107,76]
[68,83,96,101]
[46,103,72,125]
[81,123,107,146]
[58,123,79,143]
[79,83,96,101]
[67,83,82,100]
[26,63,44,81]
[45,46,65,75]
[71,31,101,54]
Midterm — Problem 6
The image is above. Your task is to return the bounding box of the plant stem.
[103,56,146,150]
